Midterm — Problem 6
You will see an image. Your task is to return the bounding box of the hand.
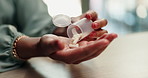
[71,10,109,41]
[53,10,108,38]
[36,33,117,64]
[16,33,117,63]
[38,35,116,64]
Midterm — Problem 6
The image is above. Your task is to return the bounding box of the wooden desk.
[1,32,148,78]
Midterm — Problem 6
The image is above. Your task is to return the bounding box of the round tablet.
[52,14,71,27]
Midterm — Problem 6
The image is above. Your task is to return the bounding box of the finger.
[91,19,108,29]
[81,36,96,41]
[87,41,94,45]
[102,33,118,42]
[44,39,65,55]
[67,39,109,63]
[74,34,117,64]
[82,29,108,41]
[48,39,65,52]
[85,10,98,21]
[89,29,108,38]
[78,41,88,46]
[71,10,98,23]
[49,39,109,64]
[98,33,108,40]
[71,11,93,23]
[40,35,65,54]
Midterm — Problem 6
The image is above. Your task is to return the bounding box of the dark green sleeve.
[15,0,56,37]
[0,25,24,72]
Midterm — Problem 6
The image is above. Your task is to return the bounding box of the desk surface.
[1,32,148,78]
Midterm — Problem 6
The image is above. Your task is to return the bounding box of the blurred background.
[43,0,148,35]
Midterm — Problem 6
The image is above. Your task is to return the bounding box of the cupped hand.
[47,33,117,64]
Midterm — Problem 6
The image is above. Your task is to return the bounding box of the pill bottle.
[53,14,93,41]
[67,18,93,40]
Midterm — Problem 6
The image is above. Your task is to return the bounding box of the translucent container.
[67,18,93,40]
[53,14,93,41]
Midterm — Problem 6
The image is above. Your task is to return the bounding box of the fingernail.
[85,14,92,20]
[102,19,108,25]
[112,33,118,38]
[91,23,98,29]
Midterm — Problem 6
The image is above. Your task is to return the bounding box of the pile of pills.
[69,33,82,48]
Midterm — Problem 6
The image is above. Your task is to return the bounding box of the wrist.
[12,36,28,60]
[15,36,42,60]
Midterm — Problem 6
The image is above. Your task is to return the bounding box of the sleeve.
[0,0,56,72]
[14,0,56,37]
[0,25,24,72]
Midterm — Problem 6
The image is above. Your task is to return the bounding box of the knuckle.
[87,10,98,16]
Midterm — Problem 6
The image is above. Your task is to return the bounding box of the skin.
[16,10,117,64]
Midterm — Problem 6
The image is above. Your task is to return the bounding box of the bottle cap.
[52,14,71,27]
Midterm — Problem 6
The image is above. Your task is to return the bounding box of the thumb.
[39,34,65,55]
[47,39,64,53]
